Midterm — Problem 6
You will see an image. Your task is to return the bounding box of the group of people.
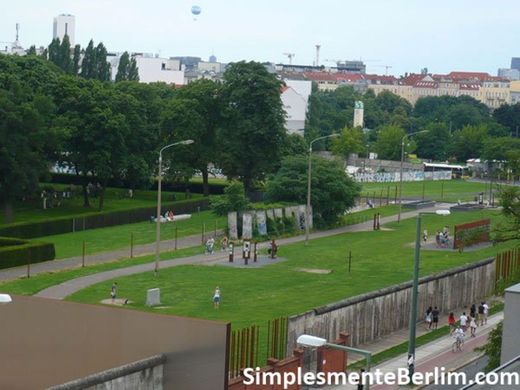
[447,301,489,351]
[435,227,450,248]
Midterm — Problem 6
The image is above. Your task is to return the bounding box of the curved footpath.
[0,205,450,299]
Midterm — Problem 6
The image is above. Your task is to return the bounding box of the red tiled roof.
[365,74,397,84]
[401,73,427,86]
[448,71,491,81]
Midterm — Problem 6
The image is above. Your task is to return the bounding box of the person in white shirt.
[470,317,477,337]
[459,312,468,332]
[213,286,221,309]
[482,302,489,325]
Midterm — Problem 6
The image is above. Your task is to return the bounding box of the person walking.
[482,301,489,325]
[478,302,485,326]
[470,303,476,320]
[213,286,221,309]
[111,282,117,302]
[448,312,456,335]
[425,306,433,329]
[460,312,468,333]
[432,306,440,330]
[470,317,477,337]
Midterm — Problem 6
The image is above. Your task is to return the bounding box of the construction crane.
[283,53,295,65]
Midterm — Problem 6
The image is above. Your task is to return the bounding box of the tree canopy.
[265,155,361,226]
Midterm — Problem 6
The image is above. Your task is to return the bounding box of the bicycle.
[452,336,464,352]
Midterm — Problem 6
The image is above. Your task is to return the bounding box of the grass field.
[66,209,515,332]
[0,184,201,225]
[0,246,203,296]
[361,180,495,203]
[44,210,226,259]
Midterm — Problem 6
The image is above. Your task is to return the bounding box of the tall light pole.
[407,209,450,381]
[155,140,194,275]
[397,130,428,223]
[306,133,339,245]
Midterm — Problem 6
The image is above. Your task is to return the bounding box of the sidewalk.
[1,206,445,284]
[326,313,502,389]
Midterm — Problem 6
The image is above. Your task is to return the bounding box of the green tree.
[72,44,81,75]
[495,186,520,243]
[415,122,451,160]
[449,124,488,162]
[115,51,130,82]
[218,61,286,192]
[482,137,520,162]
[0,76,60,222]
[374,125,407,160]
[80,40,96,79]
[128,57,139,81]
[265,155,361,226]
[493,103,520,136]
[172,79,222,196]
[59,34,72,73]
[95,42,111,82]
[479,322,503,372]
[281,133,307,157]
[331,126,365,159]
[27,45,37,55]
[210,181,250,215]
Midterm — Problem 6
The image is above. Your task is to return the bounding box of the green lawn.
[44,210,226,259]
[66,209,516,332]
[361,180,495,203]
[0,246,203,296]
[0,184,201,225]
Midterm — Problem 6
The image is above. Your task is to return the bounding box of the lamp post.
[297,335,372,389]
[306,134,339,245]
[407,209,450,381]
[155,140,194,275]
[0,294,12,304]
[397,130,428,223]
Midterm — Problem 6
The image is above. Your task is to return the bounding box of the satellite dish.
[191,5,201,16]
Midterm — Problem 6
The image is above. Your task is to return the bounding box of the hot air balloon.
[191,5,201,16]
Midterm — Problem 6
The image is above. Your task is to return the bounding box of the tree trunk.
[202,167,210,197]
[3,201,14,224]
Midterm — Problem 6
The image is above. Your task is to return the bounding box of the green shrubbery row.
[0,198,209,239]
[0,237,55,270]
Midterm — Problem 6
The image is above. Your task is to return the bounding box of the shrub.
[211,182,250,216]
[0,237,55,269]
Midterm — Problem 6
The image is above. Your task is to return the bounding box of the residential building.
[480,78,511,108]
[280,80,312,136]
[53,14,75,46]
[510,80,520,104]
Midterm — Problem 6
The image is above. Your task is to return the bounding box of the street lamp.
[397,130,428,223]
[407,209,450,381]
[297,334,372,389]
[155,139,194,275]
[306,133,339,245]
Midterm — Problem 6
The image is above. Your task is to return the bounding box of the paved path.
[30,206,451,299]
[326,312,502,389]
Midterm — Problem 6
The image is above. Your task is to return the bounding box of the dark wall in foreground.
[0,295,229,390]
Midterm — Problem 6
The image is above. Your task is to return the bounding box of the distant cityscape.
[1,13,519,138]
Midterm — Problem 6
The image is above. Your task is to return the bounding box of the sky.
[1,0,519,76]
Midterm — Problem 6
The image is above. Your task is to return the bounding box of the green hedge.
[0,198,210,239]
[0,237,56,270]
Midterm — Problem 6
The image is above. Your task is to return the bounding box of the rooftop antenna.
[315,44,321,67]
[283,52,295,65]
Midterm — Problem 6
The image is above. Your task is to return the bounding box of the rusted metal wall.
[0,295,229,390]
[287,258,495,350]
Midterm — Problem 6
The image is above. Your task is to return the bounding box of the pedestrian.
[470,303,476,320]
[425,306,433,329]
[423,229,428,243]
[460,312,468,333]
[432,306,440,330]
[111,282,117,302]
[470,317,477,337]
[357,368,365,390]
[482,301,489,325]
[213,286,221,309]
[478,302,485,326]
[448,312,456,335]
[220,236,228,252]
[205,238,215,254]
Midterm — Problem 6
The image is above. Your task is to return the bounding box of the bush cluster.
[0,237,55,270]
